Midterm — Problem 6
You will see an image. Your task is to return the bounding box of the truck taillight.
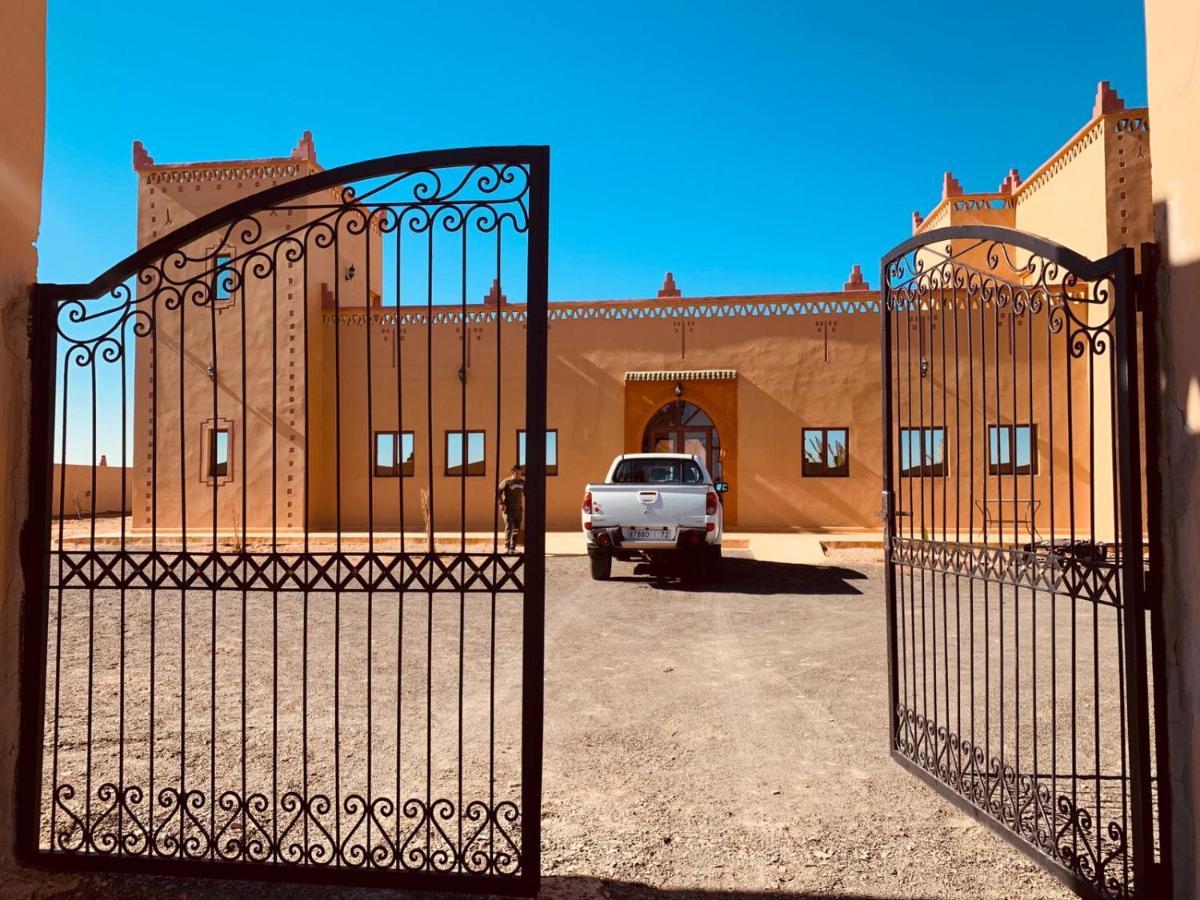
[582,491,593,514]
[706,491,718,515]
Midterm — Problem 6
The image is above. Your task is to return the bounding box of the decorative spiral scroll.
[883,234,1120,357]
[894,705,1131,897]
[54,161,531,358]
[46,783,522,876]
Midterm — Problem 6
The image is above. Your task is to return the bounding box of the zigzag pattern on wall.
[321,294,882,327]
[1013,110,1149,206]
[143,163,311,185]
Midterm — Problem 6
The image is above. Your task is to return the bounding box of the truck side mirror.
[715,481,729,493]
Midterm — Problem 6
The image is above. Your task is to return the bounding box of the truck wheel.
[589,550,612,581]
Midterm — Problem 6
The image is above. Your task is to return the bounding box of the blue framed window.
[988,424,1037,475]
[802,427,849,477]
[213,253,234,302]
[209,428,230,478]
[445,430,486,477]
[899,427,946,477]
[374,431,415,477]
[517,429,558,476]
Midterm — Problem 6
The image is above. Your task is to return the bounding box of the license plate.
[628,527,671,541]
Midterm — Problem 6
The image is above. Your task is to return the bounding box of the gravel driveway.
[26,551,1074,900]
[538,552,1073,899]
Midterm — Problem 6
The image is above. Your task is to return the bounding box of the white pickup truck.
[581,453,727,581]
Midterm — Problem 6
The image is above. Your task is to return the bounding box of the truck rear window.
[612,458,705,485]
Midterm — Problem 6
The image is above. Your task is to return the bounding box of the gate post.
[15,285,56,863]
[879,259,898,753]
[1113,245,1159,895]
[519,147,549,895]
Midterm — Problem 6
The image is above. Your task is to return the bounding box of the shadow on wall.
[1151,199,1200,898]
[613,556,871,596]
[734,377,881,531]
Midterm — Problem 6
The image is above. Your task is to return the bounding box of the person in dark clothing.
[497,464,525,553]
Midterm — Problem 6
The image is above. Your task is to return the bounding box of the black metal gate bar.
[880,226,1168,900]
[1136,242,1173,882]
[17,146,549,896]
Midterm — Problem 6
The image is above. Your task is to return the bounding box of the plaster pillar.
[0,0,46,887]
[1145,1,1200,896]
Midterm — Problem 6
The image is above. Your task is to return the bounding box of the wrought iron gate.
[18,147,549,894]
[880,227,1169,899]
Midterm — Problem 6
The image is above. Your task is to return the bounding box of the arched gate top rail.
[32,145,550,303]
[882,224,1122,284]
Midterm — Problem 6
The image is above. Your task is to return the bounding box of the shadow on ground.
[608,556,871,596]
[38,871,906,900]
[540,876,902,899]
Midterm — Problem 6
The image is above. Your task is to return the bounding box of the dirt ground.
[18,550,1080,900]
[536,551,1074,900]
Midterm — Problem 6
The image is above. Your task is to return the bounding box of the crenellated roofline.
[911,81,1148,237]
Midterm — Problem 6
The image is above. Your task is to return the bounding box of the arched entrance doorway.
[641,399,722,479]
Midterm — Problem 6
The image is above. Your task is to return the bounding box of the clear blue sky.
[42,0,1150,465]
[40,0,1148,300]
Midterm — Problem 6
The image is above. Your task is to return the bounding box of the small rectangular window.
[374,431,415,477]
[210,428,230,478]
[899,427,947,477]
[988,424,1037,475]
[213,254,234,302]
[445,430,486,477]
[517,429,558,476]
[802,428,849,477]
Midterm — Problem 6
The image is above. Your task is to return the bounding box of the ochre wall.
[317,291,1103,537]
[51,463,130,517]
[1015,119,1112,260]
[891,299,1111,541]
[129,157,381,540]
[1145,1,1200,895]
[1013,109,1154,261]
[312,293,885,534]
[118,89,1152,540]
[540,297,884,532]
[907,101,1155,547]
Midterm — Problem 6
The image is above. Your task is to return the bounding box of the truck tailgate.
[586,484,709,540]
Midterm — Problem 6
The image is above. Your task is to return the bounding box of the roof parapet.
[483,277,507,306]
[942,172,964,200]
[998,168,1022,195]
[131,132,321,173]
[657,272,681,298]
[912,80,1141,235]
[1094,80,1125,117]
[133,140,154,171]
[290,130,318,166]
[843,264,870,291]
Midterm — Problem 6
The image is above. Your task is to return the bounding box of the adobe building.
[4,1,1198,893]
[124,82,1151,537]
